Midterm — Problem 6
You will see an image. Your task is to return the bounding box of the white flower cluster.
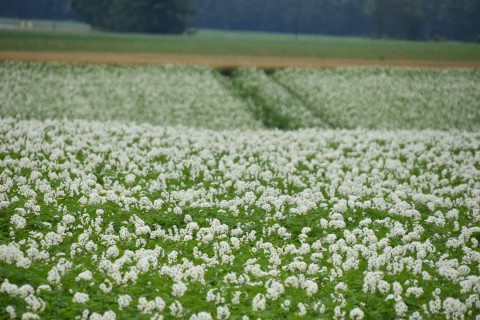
[0,118,479,319]
[72,292,90,304]
[137,296,165,315]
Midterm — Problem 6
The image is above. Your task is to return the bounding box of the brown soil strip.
[1,51,480,69]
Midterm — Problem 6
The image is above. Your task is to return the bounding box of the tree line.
[71,0,193,34]
[195,0,480,41]
[0,0,479,40]
[0,0,74,21]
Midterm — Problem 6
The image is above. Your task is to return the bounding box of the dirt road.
[1,51,480,69]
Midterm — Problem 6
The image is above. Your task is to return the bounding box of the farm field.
[1,62,479,130]
[1,61,480,320]
[1,26,480,66]
[273,68,480,130]
[0,62,261,130]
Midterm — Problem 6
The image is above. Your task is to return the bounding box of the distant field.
[2,62,479,130]
[1,23,480,63]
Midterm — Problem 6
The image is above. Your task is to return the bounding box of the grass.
[1,24,480,61]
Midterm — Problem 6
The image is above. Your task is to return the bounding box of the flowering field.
[2,62,480,131]
[1,62,480,319]
[274,68,480,130]
[0,62,262,130]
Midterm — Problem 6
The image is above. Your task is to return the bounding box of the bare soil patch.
[1,51,480,70]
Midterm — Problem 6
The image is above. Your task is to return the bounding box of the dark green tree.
[366,0,424,39]
[0,0,73,20]
[71,0,193,33]
[71,0,110,29]
[437,0,480,40]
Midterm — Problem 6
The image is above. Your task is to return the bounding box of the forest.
[0,0,479,40]
[195,0,480,40]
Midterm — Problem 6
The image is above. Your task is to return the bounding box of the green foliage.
[366,0,424,39]
[71,0,193,34]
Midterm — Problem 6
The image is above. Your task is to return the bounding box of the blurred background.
[0,0,479,41]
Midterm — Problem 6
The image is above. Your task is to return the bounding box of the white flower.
[62,214,75,225]
[266,280,285,300]
[10,214,26,229]
[89,310,116,320]
[24,295,46,312]
[190,312,213,320]
[6,306,16,319]
[349,307,365,320]
[75,270,93,282]
[0,279,20,297]
[18,284,34,298]
[172,282,187,297]
[231,291,242,304]
[443,298,467,320]
[72,292,89,304]
[21,312,40,320]
[0,244,31,269]
[154,297,166,312]
[297,303,307,316]
[216,306,230,320]
[118,294,132,310]
[252,294,266,311]
[395,301,408,317]
[105,246,120,259]
[169,301,183,318]
[406,287,424,298]
[302,280,319,296]
[125,174,136,185]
